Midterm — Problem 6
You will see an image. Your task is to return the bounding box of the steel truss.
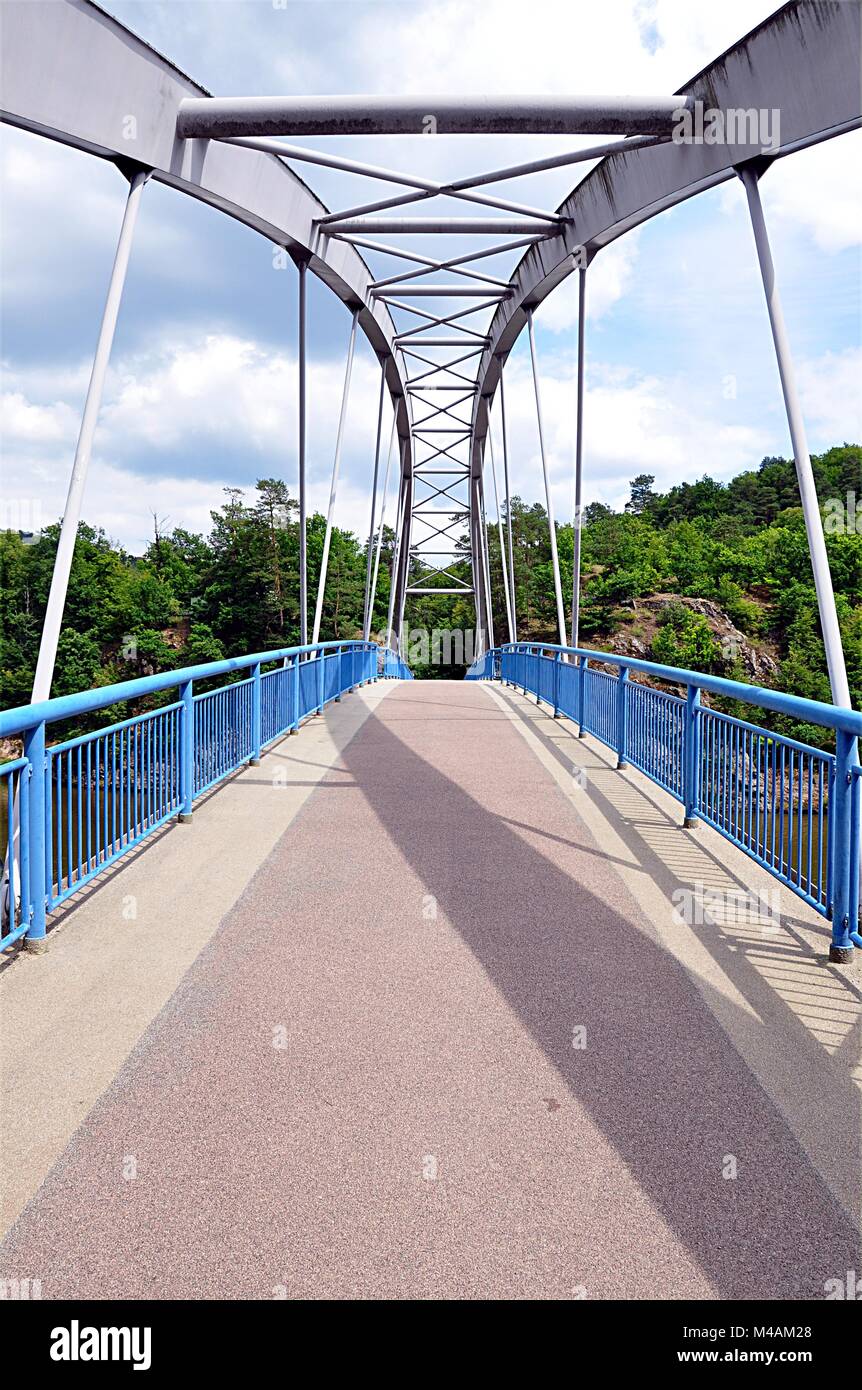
[180,121,693,654]
[1,0,859,680]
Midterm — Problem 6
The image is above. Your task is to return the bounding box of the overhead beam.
[327,217,559,235]
[177,95,693,138]
[374,285,510,298]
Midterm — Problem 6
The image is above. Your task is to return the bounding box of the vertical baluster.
[795,749,803,891]
[805,755,813,898]
[756,733,763,857]
[769,737,777,870]
[761,736,768,865]
[577,658,587,738]
[74,744,81,881]
[788,746,796,886]
[829,730,856,959]
[251,663,262,765]
[22,721,47,948]
[777,743,785,880]
[817,759,824,904]
[54,754,62,896]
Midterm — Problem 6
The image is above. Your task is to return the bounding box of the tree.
[651,603,719,672]
[625,474,657,516]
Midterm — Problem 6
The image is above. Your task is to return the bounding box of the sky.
[1,0,860,556]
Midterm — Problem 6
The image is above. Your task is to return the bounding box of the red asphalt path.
[1,681,858,1299]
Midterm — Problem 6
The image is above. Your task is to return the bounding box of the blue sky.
[1,0,860,553]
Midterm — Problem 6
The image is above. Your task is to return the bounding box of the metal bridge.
[0,0,860,1301]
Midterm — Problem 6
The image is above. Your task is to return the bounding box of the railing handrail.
[472,641,861,957]
[489,642,862,738]
[0,640,380,739]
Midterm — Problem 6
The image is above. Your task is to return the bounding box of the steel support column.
[362,360,387,640]
[470,475,489,655]
[32,169,148,701]
[478,475,495,650]
[312,309,359,646]
[394,473,414,651]
[527,311,567,647]
[296,257,309,647]
[385,472,407,646]
[572,265,587,650]
[366,416,397,641]
[499,371,517,641]
[488,423,514,643]
[738,166,851,710]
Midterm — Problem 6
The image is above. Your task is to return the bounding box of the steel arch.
[0,0,414,462]
[470,0,862,468]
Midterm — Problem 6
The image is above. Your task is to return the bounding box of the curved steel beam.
[471,0,862,471]
[0,0,413,467]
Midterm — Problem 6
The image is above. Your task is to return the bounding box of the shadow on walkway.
[339,688,860,1298]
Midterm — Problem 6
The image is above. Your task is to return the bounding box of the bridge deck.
[1,679,859,1299]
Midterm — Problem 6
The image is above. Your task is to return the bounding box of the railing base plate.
[829,945,854,964]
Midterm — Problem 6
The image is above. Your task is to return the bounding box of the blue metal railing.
[1,641,409,948]
[381,649,413,679]
[467,641,862,955]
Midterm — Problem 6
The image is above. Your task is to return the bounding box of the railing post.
[552,651,561,717]
[317,649,324,714]
[830,729,859,962]
[616,665,629,769]
[22,721,46,951]
[683,685,701,829]
[179,679,194,822]
[290,656,300,735]
[250,662,262,764]
[578,657,588,739]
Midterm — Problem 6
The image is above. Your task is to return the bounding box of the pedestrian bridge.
[0,644,860,1299]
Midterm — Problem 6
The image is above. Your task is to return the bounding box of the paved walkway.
[1,680,859,1299]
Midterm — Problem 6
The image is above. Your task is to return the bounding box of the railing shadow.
[340,689,860,1298]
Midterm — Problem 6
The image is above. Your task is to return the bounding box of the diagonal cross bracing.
[176,96,722,655]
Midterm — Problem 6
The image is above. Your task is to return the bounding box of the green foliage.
[651,603,719,671]
[0,484,385,706]
[0,445,859,723]
[712,575,764,637]
[50,629,104,698]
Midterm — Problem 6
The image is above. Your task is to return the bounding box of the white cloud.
[0,391,77,445]
[487,352,773,520]
[1,333,399,551]
[536,231,643,332]
[797,347,862,444]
